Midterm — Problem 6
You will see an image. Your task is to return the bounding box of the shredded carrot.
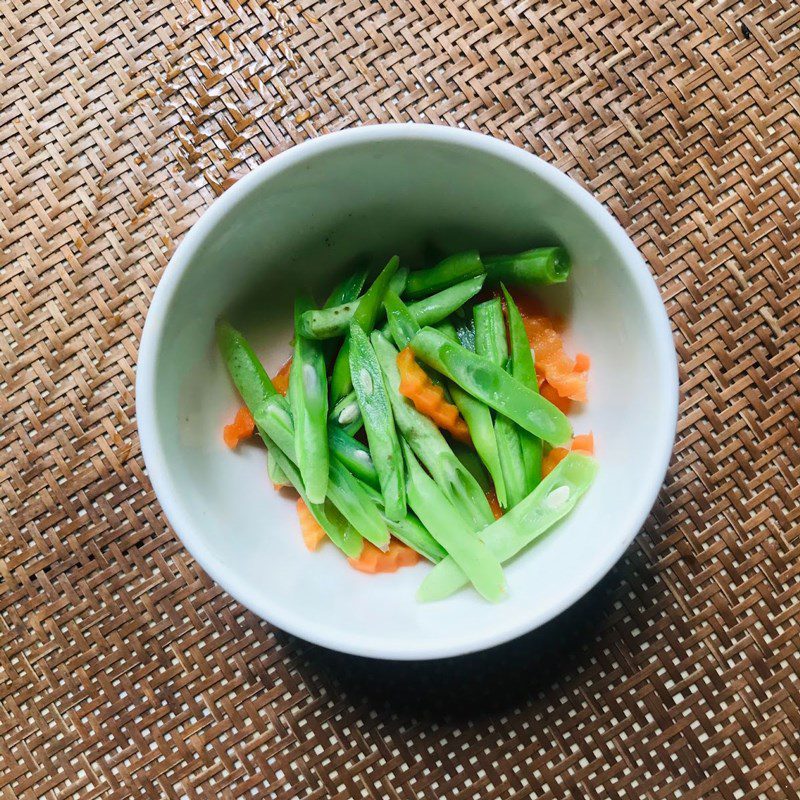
[540,379,572,415]
[271,357,292,396]
[348,538,421,573]
[542,433,595,477]
[223,406,255,449]
[296,498,326,551]
[486,488,504,520]
[522,314,587,402]
[397,347,472,444]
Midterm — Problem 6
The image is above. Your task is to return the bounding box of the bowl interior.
[140,131,675,659]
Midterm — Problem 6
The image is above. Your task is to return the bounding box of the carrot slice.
[297,498,326,552]
[540,380,572,415]
[348,538,421,573]
[271,357,292,396]
[223,406,256,449]
[486,487,504,520]
[574,353,591,372]
[522,314,588,402]
[542,433,595,477]
[397,347,472,444]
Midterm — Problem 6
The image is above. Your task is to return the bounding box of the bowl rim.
[136,123,679,660]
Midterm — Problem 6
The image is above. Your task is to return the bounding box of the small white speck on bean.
[544,485,570,509]
[337,403,360,425]
[359,368,373,395]
[302,363,318,395]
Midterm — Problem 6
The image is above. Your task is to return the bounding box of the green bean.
[404,250,483,298]
[474,299,526,508]
[384,289,419,350]
[403,441,505,602]
[349,322,406,521]
[371,331,494,530]
[418,453,597,601]
[299,261,405,339]
[260,429,363,558]
[267,449,289,487]
[360,483,447,563]
[324,267,369,308]
[451,441,491,493]
[502,285,542,492]
[409,327,572,446]
[216,320,278,411]
[483,246,570,286]
[435,323,507,506]
[289,298,329,503]
[260,399,389,548]
[403,275,484,328]
[328,424,378,488]
[452,307,476,351]
[329,391,362,435]
[326,259,405,403]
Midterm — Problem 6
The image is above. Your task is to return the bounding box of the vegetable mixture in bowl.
[217,247,597,603]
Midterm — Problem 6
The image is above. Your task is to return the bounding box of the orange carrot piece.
[574,353,591,372]
[540,380,573,415]
[223,406,256,449]
[348,539,421,574]
[271,357,292,396]
[522,314,588,402]
[542,447,570,477]
[542,433,595,477]
[397,347,472,445]
[571,433,595,454]
[296,498,326,552]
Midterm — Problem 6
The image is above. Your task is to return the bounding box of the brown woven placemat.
[2,0,799,797]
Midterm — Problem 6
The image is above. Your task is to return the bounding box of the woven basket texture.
[2,0,799,797]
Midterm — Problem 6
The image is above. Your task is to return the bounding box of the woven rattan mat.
[2,0,799,797]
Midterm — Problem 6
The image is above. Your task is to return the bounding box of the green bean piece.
[329,391,362,435]
[435,323,507,506]
[371,332,494,530]
[216,320,278,410]
[261,429,363,558]
[328,424,379,488]
[451,441,491,493]
[349,323,406,521]
[359,483,447,563]
[324,267,369,308]
[483,246,570,286]
[474,299,526,508]
[299,260,404,340]
[267,449,289,487]
[260,399,389,549]
[402,441,505,602]
[418,452,597,601]
[330,339,352,404]
[289,298,329,503]
[404,250,484,298]
[384,289,419,350]
[404,275,485,328]
[409,327,572,446]
[502,285,542,492]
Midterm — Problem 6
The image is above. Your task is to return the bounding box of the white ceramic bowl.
[137,124,678,660]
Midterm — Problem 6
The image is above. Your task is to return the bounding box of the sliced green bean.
[474,299,526,508]
[418,452,597,601]
[451,441,491,493]
[329,391,362,435]
[349,322,406,521]
[216,320,278,411]
[403,275,484,329]
[483,247,570,286]
[435,323,507,506]
[267,449,289,487]
[405,250,484,298]
[403,441,505,603]
[371,332,494,530]
[330,339,353,404]
[384,289,419,350]
[409,327,572,446]
[503,285,542,492]
[324,267,369,308]
[360,483,447,563]
[289,298,329,503]
[328,424,378,488]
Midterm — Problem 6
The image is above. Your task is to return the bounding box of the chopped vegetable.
[268,449,290,488]
[297,497,327,551]
[542,433,595,477]
[330,391,363,435]
[328,424,379,488]
[216,319,278,409]
[486,488,504,520]
[372,332,495,530]
[223,406,256,449]
[289,298,329,503]
[503,285,542,493]
[405,250,484,298]
[522,313,587,402]
[483,247,570,286]
[348,539,421,573]
[539,380,572,414]
[397,347,471,444]
[403,441,505,602]
[418,452,597,601]
[403,276,485,330]
[271,358,292,396]
[324,267,369,308]
[410,327,572,446]
[349,322,406,521]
